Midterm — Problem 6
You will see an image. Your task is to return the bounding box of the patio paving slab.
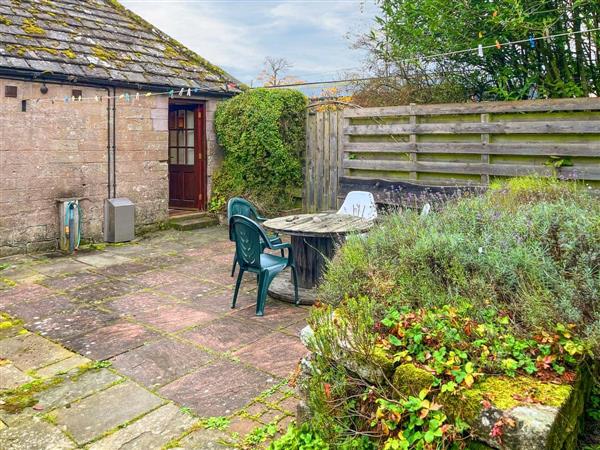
[34,368,122,412]
[128,270,196,288]
[231,298,309,329]
[62,320,160,360]
[28,307,119,341]
[95,262,153,277]
[73,253,132,268]
[136,254,189,269]
[107,292,217,332]
[0,332,73,371]
[39,271,108,291]
[155,279,223,302]
[66,279,140,303]
[0,418,76,450]
[159,359,278,417]
[36,354,91,378]
[1,294,79,324]
[110,337,213,389]
[235,332,308,378]
[0,368,122,426]
[183,287,257,314]
[0,225,309,448]
[55,380,164,445]
[0,364,33,390]
[180,317,272,353]
[0,284,55,308]
[33,258,89,275]
[87,403,196,450]
[178,428,236,449]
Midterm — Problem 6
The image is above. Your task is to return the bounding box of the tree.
[257,57,303,87]
[364,0,600,100]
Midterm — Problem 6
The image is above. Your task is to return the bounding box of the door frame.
[168,100,207,210]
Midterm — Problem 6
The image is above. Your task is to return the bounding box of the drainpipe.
[112,86,117,198]
[106,87,112,198]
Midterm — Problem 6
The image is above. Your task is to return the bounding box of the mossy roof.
[0,0,241,93]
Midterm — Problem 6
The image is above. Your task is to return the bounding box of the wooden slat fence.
[304,110,344,212]
[304,98,600,211]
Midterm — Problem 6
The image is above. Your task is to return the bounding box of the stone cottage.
[0,0,242,255]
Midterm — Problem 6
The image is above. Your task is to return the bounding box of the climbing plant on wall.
[210,88,306,213]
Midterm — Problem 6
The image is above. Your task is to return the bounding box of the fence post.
[323,110,331,210]
[316,112,324,211]
[409,103,417,180]
[304,110,317,212]
[337,110,345,209]
[480,113,490,185]
[329,111,339,210]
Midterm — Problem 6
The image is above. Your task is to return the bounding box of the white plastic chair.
[337,191,377,221]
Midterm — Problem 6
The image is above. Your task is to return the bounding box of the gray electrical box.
[104,198,135,243]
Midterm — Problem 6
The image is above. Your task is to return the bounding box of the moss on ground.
[0,361,113,414]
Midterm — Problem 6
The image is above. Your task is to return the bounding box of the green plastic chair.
[227,197,282,277]
[229,215,299,316]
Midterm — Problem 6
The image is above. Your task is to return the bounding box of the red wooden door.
[168,104,206,209]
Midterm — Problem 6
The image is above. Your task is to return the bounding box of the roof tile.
[0,0,241,93]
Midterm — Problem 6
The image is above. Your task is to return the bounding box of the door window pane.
[169,131,177,146]
[186,130,195,147]
[186,110,194,128]
[187,147,195,165]
[178,148,185,164]
[169,147,177,164]
[177,130,185,147]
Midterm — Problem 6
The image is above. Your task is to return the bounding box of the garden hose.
[64,200,83,251]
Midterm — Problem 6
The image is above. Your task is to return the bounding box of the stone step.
[169,216,218,231]
[169,211,210,222]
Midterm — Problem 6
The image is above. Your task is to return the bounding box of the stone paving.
[0,226,309,449]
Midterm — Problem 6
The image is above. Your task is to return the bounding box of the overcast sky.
[120,0,378,85]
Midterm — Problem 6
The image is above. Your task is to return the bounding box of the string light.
[11,26,598,102]
[268,26,600,89]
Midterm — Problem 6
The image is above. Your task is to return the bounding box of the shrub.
[305,178,599,448]
[210,88,306,214]
[319,178,600,349]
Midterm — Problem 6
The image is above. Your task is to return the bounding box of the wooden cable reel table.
[263,213,373,304]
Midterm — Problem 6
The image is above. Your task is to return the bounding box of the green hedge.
[210,88,306,213]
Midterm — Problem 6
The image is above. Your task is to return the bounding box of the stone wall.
[0,79,225,256]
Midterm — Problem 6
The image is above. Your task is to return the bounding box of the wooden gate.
[303,110,344,212]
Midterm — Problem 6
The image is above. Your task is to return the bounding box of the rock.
[299,325,314,347]
[337,344,394,385]
[296,400,312,425]
[438,370,591,450]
